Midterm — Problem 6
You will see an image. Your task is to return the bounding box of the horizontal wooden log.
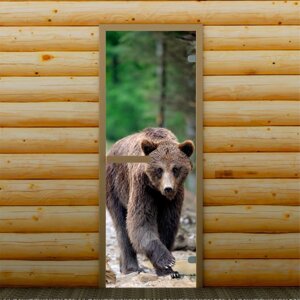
[0,205,298,233]
[0,52,98,76]
[0,233,98,260]
[204,179,300,206]
[1,26,299,52]
[1,101,299,127]
[205,205,300,233]
[0,153,298,180]
[205,26,300,50]
[204,101,300,126]
[0,232,298,260]
[1,179,298,206]
[0,103,98,127]
[0,180,98,206]
[0,259,298,287]
[204,153,300,179]
[1,127,298,154]
[204,233,300,258]
[0,154,98,179]
[0,51,299,76]
[0,27,98,52]
[204,76,300,100]
[205,259,300,286]
[0,128,98,153]
[204,127,300,152]
[0,206,98,233]
[0,260,98,287]
[205,51,300,75]
[0,1,299,26]
[1,179,298,207]
[0,76,298,102]
[0,77,98,102]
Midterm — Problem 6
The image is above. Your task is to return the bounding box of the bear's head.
[141,139,194,200]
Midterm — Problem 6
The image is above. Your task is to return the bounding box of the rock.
[106,258,116,284]
[182,215,194,225]
[174,230,196,251]
[174,233,188,250]
[138,273,158,283]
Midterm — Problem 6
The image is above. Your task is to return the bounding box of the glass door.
[99,24,203,288]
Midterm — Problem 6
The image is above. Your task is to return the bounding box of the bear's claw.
[156,267,181,279]
[171,271,181,279]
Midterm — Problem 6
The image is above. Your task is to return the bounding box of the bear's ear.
[179,140,194,157]
[141,139,158,156]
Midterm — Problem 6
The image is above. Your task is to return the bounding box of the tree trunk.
[156,34,167,127]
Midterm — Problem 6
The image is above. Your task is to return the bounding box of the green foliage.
[106,32,157,141]
[106,31,195,143]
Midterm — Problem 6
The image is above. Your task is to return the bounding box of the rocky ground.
[106,191,197,288]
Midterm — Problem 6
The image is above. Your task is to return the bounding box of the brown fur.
[106,127,194,277]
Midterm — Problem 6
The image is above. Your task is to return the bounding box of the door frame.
[98,24,203,288]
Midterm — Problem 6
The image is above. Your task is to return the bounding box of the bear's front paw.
[155,267,181,279]
[154,251,175,269]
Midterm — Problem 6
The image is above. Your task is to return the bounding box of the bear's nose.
[164,187,173,193]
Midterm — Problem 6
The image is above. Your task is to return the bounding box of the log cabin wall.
[0,1,299,287]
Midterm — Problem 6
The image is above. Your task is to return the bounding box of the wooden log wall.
[0,1,299,287]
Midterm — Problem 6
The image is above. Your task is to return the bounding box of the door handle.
[106,156,150,164]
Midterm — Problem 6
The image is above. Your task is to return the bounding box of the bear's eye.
[155,167,163,177]
[172,167,180,177]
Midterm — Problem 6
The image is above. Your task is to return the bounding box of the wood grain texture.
[0,154,99,179]
[204,233,300,258]
[0,77,98,102]
[0,153,298,179]
[0,0,298,289]
[204,127,300,152]
[0,103,98,127]
[0,76,298,102]
[1,102,299,127]
[204,179,300,206]
[0,260,98,287]
[0,233,298,260]
[0,2,298,26]
[1,127,299,153]
[0,27,98,52]
[204,51,300,75]
[204,153,300,179]
[0,233,98,260]
[204,259,300,286]
[0,180,98,206]
[0,52,98,76]
[204,76,300,100]
[1,26,299,52]
[0,259,298,286]
[204,26,300,50]
[0,205,298,233]
[0,51,299,76]
[1,179,298,206]
[0,128,98,153]
[204,205,300,233]
[0,206,98,233]
[204,101,300,126]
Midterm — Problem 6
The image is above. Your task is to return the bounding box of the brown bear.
[106,127,194,278]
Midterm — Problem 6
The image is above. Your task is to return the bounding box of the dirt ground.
[106,191,197,288]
